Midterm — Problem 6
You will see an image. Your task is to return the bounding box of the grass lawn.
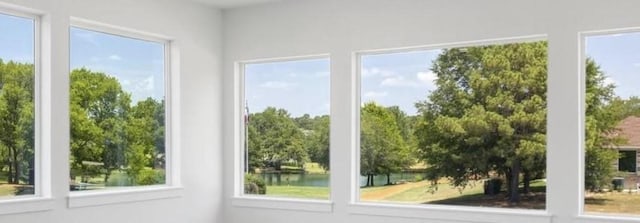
[0,184,17,196]
[266,185,329,200]
[585,192,640,215]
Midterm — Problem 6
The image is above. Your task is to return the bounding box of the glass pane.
[243,58,330,200]
[584,32,640,216]
[69,27,166,190]
[0,13,36,198]
[360,41,548,210]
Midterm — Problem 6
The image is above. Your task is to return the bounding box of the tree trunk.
[12,150,20,184]
[365,175,371,187]
[386,173,391,185]
[509,160,521,203]
[8,159,13,184]
[523,170,531,194]
[370,174,375,187]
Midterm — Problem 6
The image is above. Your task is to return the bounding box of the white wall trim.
[232,197,333,213]
[68,186,183,208]
[0,197,53,215]
[349,203,551,223]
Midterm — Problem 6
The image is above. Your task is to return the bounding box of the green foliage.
[244,173,266,194]
[247,107,308,170]
[69,68,165,186]
[584,59,621,191]
[361,103,412,185]
[0,59,35,185]
[415,42,549,201]
[135,169,165,186]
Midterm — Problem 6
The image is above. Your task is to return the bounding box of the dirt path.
[361,181,431,201]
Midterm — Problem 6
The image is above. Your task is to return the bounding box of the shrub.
[135,169,165,186]
[244,173,266,194]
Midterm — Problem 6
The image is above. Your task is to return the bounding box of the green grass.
[266,185,329,200]
[0,185,16,196]
[387,182,484,203]
[586,192,640,215]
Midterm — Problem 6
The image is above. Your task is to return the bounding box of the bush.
[135,169,165,186]
[244,174,266,194]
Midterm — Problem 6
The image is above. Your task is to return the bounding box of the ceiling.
[190,0,283,9]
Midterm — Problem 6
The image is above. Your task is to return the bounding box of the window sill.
[232,196,333,213]
[68,186,183,208]
[348,202,551,223]
[578,214,640,223]
[0,197,53,215]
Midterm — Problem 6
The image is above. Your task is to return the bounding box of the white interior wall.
[222,1,640,223]
[0,0,222,222]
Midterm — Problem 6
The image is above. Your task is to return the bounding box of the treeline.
[248,41,632,203]
[247,104,420,187]
[247,108,329,171]
[0,59,165,189]
[70,68,165,186]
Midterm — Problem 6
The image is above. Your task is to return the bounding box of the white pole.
[245,100,249,173]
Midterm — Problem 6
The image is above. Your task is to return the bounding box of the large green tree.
[70,68,131,183]
[247,107,308,170]
[415,42,548,202]
[584,59,621,191]
[0,60,35,185]
[361,103,411,186]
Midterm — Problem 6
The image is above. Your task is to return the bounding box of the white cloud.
[108,55,122,61]
[417,71,438,84]
[362,67,395,78]
[634,62,640,67]
[381,75,420,87]
[604,77,617,86]
[364,91,388,98]
[260,81,297,89]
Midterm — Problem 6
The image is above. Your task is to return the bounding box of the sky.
[2,12,639,116]
[70,27,165,103]
[245,58,330,117]
[586,32,640,99]
[1,13,165,103]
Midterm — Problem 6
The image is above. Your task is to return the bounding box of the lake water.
[259,172,424,187]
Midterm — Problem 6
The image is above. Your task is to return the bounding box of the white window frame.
[349,35,552,223]
[232,54,333,212]
[0,2,54,216]
[577,27,640,223]
[67,17,182,208]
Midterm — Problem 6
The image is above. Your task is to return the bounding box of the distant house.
[612,116,640,175]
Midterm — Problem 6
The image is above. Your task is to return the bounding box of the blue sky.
[1,13,165,103]
[70,27,165,103]
[0,13,34,63]
[245,58,330,117]
[2,12,639,116]
[586,32,640,99]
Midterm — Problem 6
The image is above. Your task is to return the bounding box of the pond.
[259,172,424,187]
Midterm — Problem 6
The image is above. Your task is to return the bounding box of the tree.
[360,103,410,186]
[247,107,308,170]
[415,42,548,202]
[584,59,620,191]
[70,68,131,183]
[303,115,330,170]
[126,98,164,184]
[0,60,35,185]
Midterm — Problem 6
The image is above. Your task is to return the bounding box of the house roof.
[615,116,640,147]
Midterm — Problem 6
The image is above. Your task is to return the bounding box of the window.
[358,40,548,210]
[69,26,168,191]
[584,31,640,216]
[242,57,330,200]
[0,11,36,198]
